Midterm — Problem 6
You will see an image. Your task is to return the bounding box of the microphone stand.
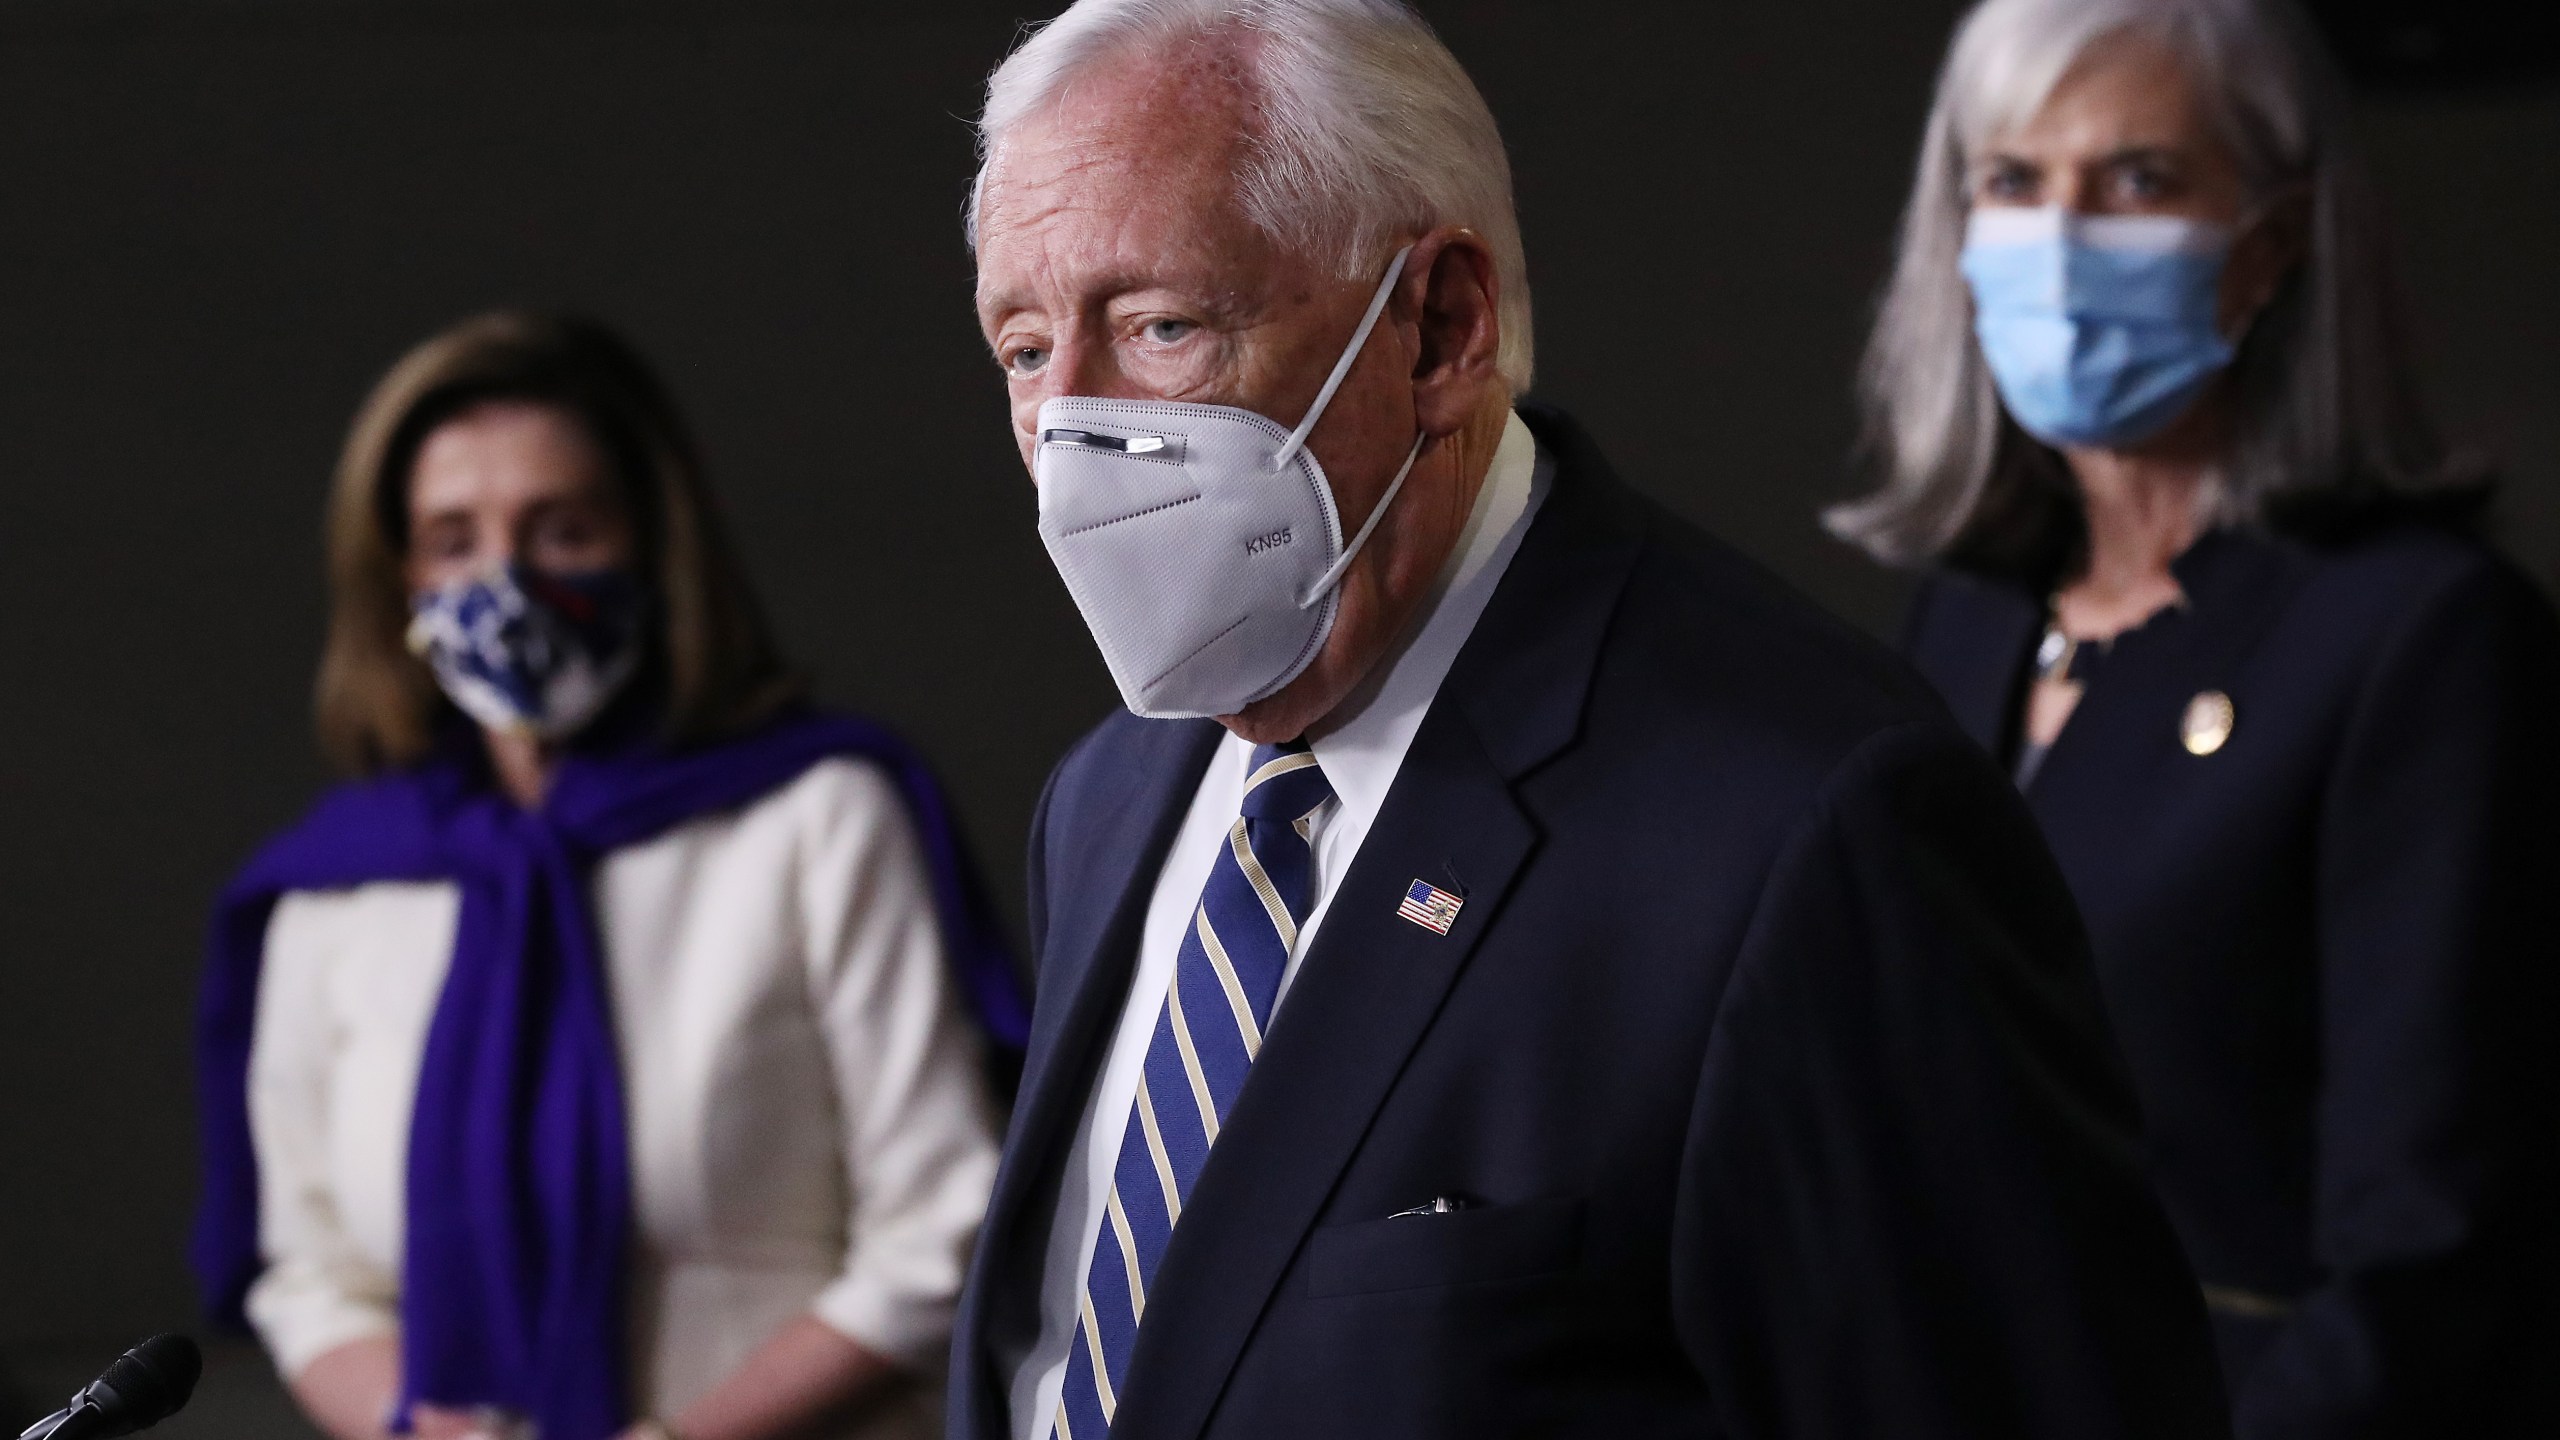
[18,1403,96,1440]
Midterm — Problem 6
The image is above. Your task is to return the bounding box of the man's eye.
[1141,318,1196,344]
[1005,346,1048,376]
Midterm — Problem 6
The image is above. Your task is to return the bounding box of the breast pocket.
[1305,1197,1585,1299]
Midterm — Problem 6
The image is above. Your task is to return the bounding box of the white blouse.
[243,757,1004,1440]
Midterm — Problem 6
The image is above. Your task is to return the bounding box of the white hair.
[967,0,1534,392]
[1829,0,2450,570]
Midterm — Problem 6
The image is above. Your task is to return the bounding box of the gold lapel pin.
[2181,691,2235,756]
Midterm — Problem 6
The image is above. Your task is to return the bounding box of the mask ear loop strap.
[2218,185,2305,343]
[1298,430,1427,609]
[1269,242,1416,475]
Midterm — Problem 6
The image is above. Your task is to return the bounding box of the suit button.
[2181,691,2235,755]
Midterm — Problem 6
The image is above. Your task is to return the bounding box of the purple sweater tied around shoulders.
[192,709,1028,1440]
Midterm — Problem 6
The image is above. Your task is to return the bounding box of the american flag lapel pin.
[1397,878,1464,935]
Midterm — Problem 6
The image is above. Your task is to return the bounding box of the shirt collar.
[1307,409,1549,829]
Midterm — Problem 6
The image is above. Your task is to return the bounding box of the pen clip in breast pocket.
[1306,1196,1585,1298]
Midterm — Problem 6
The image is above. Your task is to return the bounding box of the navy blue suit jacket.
[950,408,2229,1439]
[1906,523,2560,1437]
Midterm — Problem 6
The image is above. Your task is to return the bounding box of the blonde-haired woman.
[194,312,1027,1440]
[1834,0,2560,1433]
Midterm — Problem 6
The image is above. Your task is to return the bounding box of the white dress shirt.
[244,758,1004,1440]
[1008,413,1551,1440]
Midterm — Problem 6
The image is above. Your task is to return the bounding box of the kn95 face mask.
[1034,244,1428,719]
[1961,205,2239,449]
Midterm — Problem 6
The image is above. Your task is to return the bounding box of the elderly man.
[952,3,2229,1438]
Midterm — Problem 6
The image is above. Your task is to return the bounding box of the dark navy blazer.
[948,407,2229,1440]
[1905,524,2560,1437]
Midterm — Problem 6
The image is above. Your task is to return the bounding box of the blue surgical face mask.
[407,563,647,740]
[1960,205,2237,449]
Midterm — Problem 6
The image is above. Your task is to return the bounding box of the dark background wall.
[0,1,2551,1431]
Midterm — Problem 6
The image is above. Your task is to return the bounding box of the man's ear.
[1404,226,1503,438]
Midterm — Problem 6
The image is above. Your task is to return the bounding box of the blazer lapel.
[1108,406,1642,1440]
[1911,570,2044,755]
[960,715,1223,1438]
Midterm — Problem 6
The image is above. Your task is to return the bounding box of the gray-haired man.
[950,3,2230,1437]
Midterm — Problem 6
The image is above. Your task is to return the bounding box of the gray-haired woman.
[1833,0,2560,1432]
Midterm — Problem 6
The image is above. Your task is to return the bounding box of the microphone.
[17,1336,201,1440]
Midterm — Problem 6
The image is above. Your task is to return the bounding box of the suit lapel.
[1109,406,1642,1440]
[1016,719,1225,1094]
[962,715,1223,1438]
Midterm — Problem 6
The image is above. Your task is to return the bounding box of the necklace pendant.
[2035,625,2080,684]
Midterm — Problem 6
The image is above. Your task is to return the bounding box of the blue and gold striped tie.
[1052,741,1333,1439]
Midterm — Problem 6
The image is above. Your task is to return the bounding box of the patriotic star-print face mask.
[407,562,647,740]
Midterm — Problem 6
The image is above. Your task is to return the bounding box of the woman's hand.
[406,1405,477,1439]
[288,1336,402,1440]
[286,1339,531,1440]
[410,1403,530,1440]
[656,1314,905,1440]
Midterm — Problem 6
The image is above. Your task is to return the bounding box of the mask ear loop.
[1269,242,1416,475]
[2218,184,2308,344]
[1298,429,1428,609]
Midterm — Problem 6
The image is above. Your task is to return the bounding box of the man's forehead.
[1049,39,1256,141]
[975,110,1282,309]
[989,61,1246,202]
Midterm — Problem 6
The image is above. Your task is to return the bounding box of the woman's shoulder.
[264,881,457,968]
[2234,522,2560,707]
[651,751,925,877]
[2253,475,2521,597]
[738,752,909,830]
[248,775,454,916]
[2276,519,2552,634]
